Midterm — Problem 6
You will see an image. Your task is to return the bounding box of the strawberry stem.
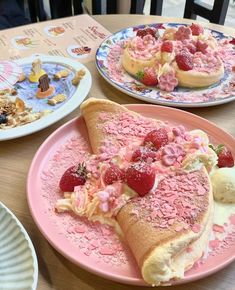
[209,144,224,155]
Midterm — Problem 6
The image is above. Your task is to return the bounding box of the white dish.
[0,202,38,290]
[0,55,92,141]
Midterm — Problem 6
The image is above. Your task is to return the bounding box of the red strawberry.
[126,162,155,196]
[132,146,156,162]
[229,38,235,45]
[211,145,234,168]
[103,164,125,185]
[161,41,173,53]
[175,52,193,71]
[145,27,156,37]
[144,128,169,150]
[196,40,208,53]
[190,23,204,36]
[137,28,156,38]
[136,68,158,86]
[186,43,197,54]
[59,163,87,192]
[136,29,147,38]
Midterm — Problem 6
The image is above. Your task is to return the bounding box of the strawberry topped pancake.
[121,23,224,91]
[122,28,161,76]
[53,98,224,285]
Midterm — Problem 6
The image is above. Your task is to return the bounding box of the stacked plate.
[0,203,38,290]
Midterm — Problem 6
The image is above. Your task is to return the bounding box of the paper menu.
[0,14,111,63]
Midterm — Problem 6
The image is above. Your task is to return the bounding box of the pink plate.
[27,104,235,286]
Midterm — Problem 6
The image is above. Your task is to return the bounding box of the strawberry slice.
[175,52,193,71]
[144,128,169,150]
[210,144,234,168]
[126,162,155,196]
[136,68,158,86]
[59,163,87,192]
[132,146,156,162]
[103,164,125,185]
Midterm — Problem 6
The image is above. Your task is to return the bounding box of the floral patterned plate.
[96,23,235,108]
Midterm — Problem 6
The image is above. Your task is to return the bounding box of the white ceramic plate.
[0,55,92,141]
[0,202,38,290]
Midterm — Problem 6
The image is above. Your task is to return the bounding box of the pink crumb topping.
[130,170,209,232]
[192,223,201,233]
[213,224,225,233]
[192,52,221,73]
[128,34,161,59]
[229,214,235,225]
[209,239,221,250]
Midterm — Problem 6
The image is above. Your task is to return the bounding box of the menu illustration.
[0,14,111,63]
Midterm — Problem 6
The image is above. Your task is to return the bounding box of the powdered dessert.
[52,99,235,285]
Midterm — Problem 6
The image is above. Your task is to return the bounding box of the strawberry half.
[59,163,87,192]
[103,164,125,185]
[136,68,158,86]
[132,146,156,162]
[126,162,155,196]
[144,128,169,150]
[210,144,234,168]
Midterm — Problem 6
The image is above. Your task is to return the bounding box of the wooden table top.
[0,14,235,290]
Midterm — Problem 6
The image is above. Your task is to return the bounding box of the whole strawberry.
[59,163,87,192]
[175,52,194,71]
[229,38,235,45]
[136,29,147,38]
[136,68,158,86]
[144,128,169,150]
[161,41,173,53]
[126,162,155,196]
[103,164,125,185]
[190,23,204,36]
[137,27,156,38]
[212,145,234,168]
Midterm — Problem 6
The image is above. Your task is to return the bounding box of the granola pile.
[0,90,51,129]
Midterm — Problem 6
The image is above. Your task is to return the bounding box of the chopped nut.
[72,69,86,86]
[15,97,25,112]
[10,89,17,96]
[54,69,69,80]
[0,89,10,95]
[47,94,67,106]
[18,73,26,82]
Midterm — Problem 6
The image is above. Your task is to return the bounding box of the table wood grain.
[0,15,235,290]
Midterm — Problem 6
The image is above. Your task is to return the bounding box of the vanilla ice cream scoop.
[211,167,235,203]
